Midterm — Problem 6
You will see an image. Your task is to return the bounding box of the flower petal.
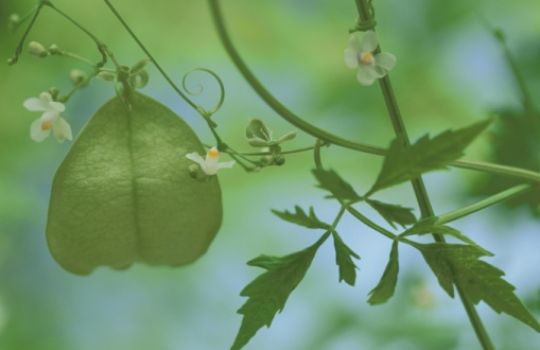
[30,118,51,142]
[39,92,53,102]
[218,161,236,170]
[53,117,73,143]
[356,66,380,86]
[49,101,66,113]
[185,152,205,166]
[347,33,363,52]
[375,52,397,71]
[360,30,379,53]
[23,97,48,112]
[344,48,358,69]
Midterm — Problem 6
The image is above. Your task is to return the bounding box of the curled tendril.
[181,68,225,117]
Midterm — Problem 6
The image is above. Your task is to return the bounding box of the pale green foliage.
[365,199,416,228]
[231,238,324,350]
[47,93,222,275]
[271,206,329,230]
[368,241,399,305]
[332,232,360,286]
[419,243,540,332]
[312,168,361,201]
[369,120,491,194]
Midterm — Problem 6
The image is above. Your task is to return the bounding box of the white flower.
[186,147,235,175]
[344,30,396,86]
[24,92,72,143]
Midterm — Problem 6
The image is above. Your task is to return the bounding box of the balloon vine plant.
[7,0,540,349]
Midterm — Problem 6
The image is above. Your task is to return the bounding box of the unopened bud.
[7,57,17,65]
[70,69,87,85]
[48,87,60,100]
[98,71,116,82]
[8,13,20,31]
[48,44,62,55]
[28,41,48,58]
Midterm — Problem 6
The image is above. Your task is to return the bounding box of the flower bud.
[70,69,87,85]
[98,71,116,82]
[48,87,60,100]
[48,44,62,55]
[28,41,48,58]
[8,14,20,31]
[7,57,17,65]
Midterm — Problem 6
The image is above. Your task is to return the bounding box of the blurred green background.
[1,0,539,349]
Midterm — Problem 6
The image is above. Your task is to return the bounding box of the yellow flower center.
[360,51,374,65]
[208,147,219,159]
[41,120,54,131]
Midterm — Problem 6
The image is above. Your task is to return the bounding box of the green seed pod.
[47,93,223,275]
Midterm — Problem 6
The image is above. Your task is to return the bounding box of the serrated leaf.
[366,199,416,229]
[312,168,361,201]
[231,239,324,350]
[271,206,329,230]
[402,222,492,255]
[368,241,399,305]
[369,120,491,194]
[419,243,540,332]
[47,93,222,275]
[332,232,360,286]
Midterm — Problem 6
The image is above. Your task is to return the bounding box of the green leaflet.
[368,120,491,194]
[419,243,540,332]
[365,199,416,229]
[271,206,329,230]
[368,241,399,305]
[231,237,324,350]
[402,221,492,255]
[332,232,360,286]
[312,168,361,201]
[47,93,222,275]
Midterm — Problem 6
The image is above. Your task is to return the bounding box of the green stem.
[437,184,532,225]
[354,1,494,348]
[103,0,201,113]
[42,1,109,67]
[8,2,45,65]
[206,0,540,186]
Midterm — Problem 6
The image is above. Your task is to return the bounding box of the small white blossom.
[24,92,72,143]
[186,147,235,175]
[344,30,396,86]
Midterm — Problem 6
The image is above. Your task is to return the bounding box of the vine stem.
[354,1,494,349]
[437,184,532,224]
[206,0,540,187]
